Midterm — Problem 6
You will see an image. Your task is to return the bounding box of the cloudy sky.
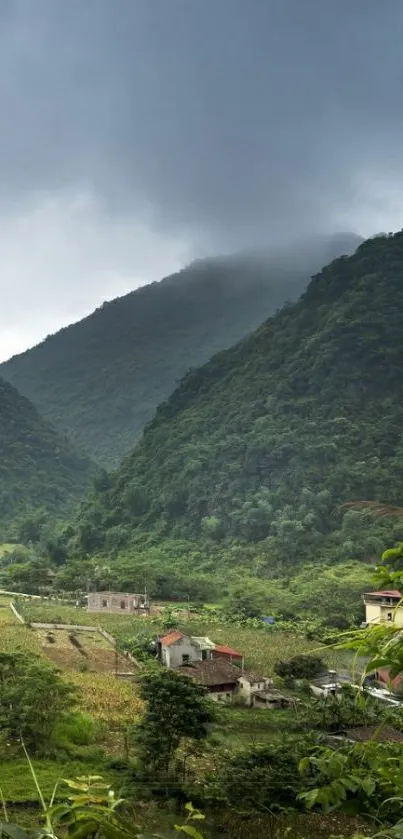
[1,0,403,360]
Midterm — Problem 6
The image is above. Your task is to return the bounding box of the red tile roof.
[366,590,401,598]
[214,644,243,658]
[159,630,184,646]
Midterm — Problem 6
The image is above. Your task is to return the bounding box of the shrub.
[274,654,326,681]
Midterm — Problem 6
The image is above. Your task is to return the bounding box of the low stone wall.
[10,603,143,670]
[10,602,25,623]
[98,628,116,645]
[30,622,99,632]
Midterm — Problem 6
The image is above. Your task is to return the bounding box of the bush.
[274,654,326,681]
[52,711,98,748]
[215,736,316,813]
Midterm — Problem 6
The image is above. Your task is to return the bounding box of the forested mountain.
[0,233,360,468]
[0,376,94,530]
[75,232,403,580]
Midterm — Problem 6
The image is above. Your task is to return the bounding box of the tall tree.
[0,652,76,752]
[136,669,213,776]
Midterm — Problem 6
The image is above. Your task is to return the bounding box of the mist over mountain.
[0,233,361,468]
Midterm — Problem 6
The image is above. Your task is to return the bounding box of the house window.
[387,612,393,621]
[201,649,208,661]
[120,600,126,609]
[182,654,190,664]
[226,693,231,699]
[102,599,108,608]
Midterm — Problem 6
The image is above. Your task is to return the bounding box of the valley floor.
[0,596,371,838]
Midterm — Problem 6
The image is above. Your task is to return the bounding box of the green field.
[18,601,351,676]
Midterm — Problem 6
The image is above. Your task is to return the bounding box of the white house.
[157,631,217,669]
[158,631,197,669]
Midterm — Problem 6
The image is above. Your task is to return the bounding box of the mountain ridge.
[73,232,403,577]
[0,233,361,468]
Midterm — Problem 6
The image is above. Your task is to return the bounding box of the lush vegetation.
[45,231,403,619]
[0,589,402,838]
[0,235,360,467]
[0,377,95,532]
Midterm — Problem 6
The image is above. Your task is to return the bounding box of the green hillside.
[0,376,94,531]
[74,232,403,585]
[0,234,360,468]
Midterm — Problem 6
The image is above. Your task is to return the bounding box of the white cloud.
[0,187,194,361]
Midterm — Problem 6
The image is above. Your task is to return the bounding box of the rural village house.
[363,590,403,626]
[87,591,150,614]
[177,659,242,702]
[157,631,245,669]
[157,630,290,707]
[176,658,288,707]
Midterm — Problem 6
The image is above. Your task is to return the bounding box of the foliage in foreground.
[136,669,214,776]
[0,771,206,839]
[0,652,76,752]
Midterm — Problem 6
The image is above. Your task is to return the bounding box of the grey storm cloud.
[1,0,403,359]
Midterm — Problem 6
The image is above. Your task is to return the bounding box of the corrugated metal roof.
[365,590,401,597]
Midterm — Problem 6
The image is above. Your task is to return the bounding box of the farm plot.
[69,672,143,725]
[20,602,157,635]
[35,627,137,675]
[0,599,17,623]
[0,624,44,655]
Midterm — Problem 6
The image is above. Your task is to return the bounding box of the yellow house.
[363,590,403,626]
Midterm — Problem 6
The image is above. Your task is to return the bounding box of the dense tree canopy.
[72,232,403,588]
[0,235,359,467]
[0,377,95,532]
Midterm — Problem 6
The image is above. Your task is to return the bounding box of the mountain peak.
[0,233,360,467]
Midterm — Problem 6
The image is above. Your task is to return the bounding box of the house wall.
[365,602,403,626]
[252,695,283,710]
[208,685,235,703]
[237,676,272,706]
[87,592,149,614]
[162,636,197,668]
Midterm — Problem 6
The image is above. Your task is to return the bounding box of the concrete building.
[237,672,273,706]
[157,631,217,669]
[177,659,243,703]
[252,689,292,710]
[87,591,149,614]
[177,659,278,707]
[157,631,198,669]
[363,590,403,626]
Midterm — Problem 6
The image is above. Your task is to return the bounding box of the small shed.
[237,672,273,706]
[252,689,292,710]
